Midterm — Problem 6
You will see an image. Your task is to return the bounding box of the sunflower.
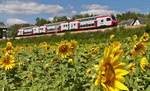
[57,40,70,59]
[90,47,99,55]
[95,42,129,91]
[140,57,149,72]
[0,54,15,71]
[3,41,14,55]
[127,63,136,74]
[39,42,50,50]
[130,42,146,56]
[6,41,13,51]
[69,40,77,55]
[140,32,149,42]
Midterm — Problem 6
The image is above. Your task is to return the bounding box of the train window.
[106,18,111,21]
[111,15,116,20]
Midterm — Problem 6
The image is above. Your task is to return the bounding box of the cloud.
[6,18,28,25]
[80,4,117,15]
[48,17,54,21]
[71,10,77,14]
[0,1,64,15]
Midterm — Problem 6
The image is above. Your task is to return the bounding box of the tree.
[116,11,144,21]
[52,16,68,23]
[147,12,150,18]
[35,17,49,26]
[8,24,32,38]
[72,14,92,20]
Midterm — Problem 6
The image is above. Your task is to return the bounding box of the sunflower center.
[135,43,144,51]
[104,63,115,85]
[59,45,69,54]
[4,58,11,65]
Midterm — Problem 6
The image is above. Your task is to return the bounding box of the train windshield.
[111,15,116,20]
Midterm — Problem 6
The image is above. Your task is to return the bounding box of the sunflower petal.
[115,69,129,76]
[115,80,129,91]
[104,47,110,58]
[116,75,126,82]
[114,62,126,69]
[108,86,115,91]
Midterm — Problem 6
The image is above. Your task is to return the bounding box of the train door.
[0,30,3,38]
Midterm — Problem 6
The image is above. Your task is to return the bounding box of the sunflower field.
[0,27,150,91]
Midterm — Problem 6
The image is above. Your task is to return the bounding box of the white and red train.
[17,15,118,36]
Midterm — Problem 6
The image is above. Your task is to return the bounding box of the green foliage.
[116,11,144,21]
[145,24,150,33]
[52,16,68,23]
[72,14,93,20]
[35,17,49,26]
[0,27,149,90]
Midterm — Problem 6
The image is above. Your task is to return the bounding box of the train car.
[96,15,117,27]
[60,22,69,31]
[78,17,97,30]
[17,28,24,36]
[39,25,46,34]
[16,15,118,37]
[69,21,79,30]
[17,27,34,36]
[33,26,40,34]
[45,23,60,33]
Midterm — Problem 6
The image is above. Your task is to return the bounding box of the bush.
[145,24,150,33]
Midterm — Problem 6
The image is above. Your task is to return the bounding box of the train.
[17,15,118,36]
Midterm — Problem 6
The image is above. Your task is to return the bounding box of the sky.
[0,0,150,25]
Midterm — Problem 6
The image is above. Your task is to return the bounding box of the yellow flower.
[69,40,77,55]
[95,42,129,91]
[140,32,149,42]
[39,42,50,50]
[6,41,13,51]
[86,69,92,76]
[68,58,73,64]
[110,34,115,40]
[90,47,99,55]
[95,78,100,86]
[57,40,70,59]
[140,57,149,72]
[0,54,15,71]
[128,63,136,74]
[2,41,14,55]
[130,42,146,56]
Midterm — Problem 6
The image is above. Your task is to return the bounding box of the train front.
[111,15,118,26]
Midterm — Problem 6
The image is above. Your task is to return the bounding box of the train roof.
[76,15,112,21]
[19,26,36,30]
[45,22,62,26]
[95,15,112,18]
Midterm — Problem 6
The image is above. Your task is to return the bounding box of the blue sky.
[0,0,150,25]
